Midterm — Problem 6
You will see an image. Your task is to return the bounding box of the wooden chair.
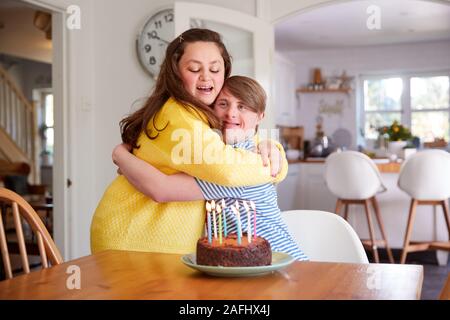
[439,273,450,300]
[325,151,395,263]
[398,150,450,264]
[0,187,62,279]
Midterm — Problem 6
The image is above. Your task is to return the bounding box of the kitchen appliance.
[309,135,335,157]
[308,116,335,157]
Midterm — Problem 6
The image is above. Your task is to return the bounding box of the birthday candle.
[250,200,256,239]
[243,201,252,243]
[216,203,222,245]
[206,201,212,244]
[211,200,217,239]
[231,205,242,245]
[234,200,242,244]
[221,199,228,237]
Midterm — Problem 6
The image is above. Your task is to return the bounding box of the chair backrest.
[324,151,385,200]
[398,150,450,200]
[281,210,369,263]
[439,273,450,300]
[0,187,62,279]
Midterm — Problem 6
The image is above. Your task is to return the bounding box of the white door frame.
[21,0,71,259]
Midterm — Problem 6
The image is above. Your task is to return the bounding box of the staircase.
[0,64,38,182]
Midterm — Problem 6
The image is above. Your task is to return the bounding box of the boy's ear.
[258,112,265,122]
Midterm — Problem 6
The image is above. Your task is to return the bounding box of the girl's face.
[214,89,264,144]
[178,41,225,106]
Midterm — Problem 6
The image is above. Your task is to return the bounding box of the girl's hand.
[257,140,283,177]
[112,143,132,168]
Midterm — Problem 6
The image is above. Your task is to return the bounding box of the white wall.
[274,52,298,126]
[279,40,450,147]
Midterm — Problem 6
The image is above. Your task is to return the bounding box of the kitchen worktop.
[287,157,402,173]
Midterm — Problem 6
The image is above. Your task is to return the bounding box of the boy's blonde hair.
[221,76,266,115]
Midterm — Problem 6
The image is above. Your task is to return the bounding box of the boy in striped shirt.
[113,76,308,261]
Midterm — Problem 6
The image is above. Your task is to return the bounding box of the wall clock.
[136,8,203,79]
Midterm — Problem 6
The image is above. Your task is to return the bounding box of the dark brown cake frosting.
[196,233,271,267]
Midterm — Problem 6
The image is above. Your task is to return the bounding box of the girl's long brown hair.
[120,28,232,149]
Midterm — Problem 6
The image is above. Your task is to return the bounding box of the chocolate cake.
[196,233,271,267]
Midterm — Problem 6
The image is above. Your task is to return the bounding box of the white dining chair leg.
[400,199,418,264]
[371,196,395,263]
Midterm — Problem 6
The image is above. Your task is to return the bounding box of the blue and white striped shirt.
[195,138,308,261]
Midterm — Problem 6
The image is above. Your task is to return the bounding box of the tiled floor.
[367,249,450,300]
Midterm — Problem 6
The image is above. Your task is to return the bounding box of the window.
[410,76,449,142]
[364,77,403,139]
[42,93,54,154]
[36,90,54,164]
[362,73,450,142]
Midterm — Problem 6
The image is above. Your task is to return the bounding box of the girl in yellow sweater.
[90,29,287,254]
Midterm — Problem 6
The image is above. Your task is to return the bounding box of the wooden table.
[0,250,423,300]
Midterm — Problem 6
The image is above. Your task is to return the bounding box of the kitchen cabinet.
[277,163,301,211]
[297,162,337,211]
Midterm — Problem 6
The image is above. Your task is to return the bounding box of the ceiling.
[275,0,450,51]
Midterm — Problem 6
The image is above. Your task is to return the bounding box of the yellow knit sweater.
[90,97,288,254]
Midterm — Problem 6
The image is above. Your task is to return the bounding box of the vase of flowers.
[378,121,413,158]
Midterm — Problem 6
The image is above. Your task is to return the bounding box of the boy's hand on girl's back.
[257,140,282,177]
[112,143,132,175]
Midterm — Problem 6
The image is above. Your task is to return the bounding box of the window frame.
[34,88,54,158]
[360,70,450,142]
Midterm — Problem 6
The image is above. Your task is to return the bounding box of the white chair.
[324,151,394,263]
[281,210,369,264]
[398,150,450,264]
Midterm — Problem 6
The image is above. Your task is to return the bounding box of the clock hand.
[154,35,170,44]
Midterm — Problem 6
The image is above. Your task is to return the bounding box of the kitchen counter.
[287,158,402,173]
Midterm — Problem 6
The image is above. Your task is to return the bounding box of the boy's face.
[213,89,264,144]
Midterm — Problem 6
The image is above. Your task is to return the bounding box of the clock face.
[137,8,174,79]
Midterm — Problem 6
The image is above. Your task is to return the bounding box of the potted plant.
[378,121,413,158]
